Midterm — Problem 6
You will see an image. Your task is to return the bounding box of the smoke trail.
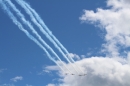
[4,0,72,74]
[15,0,74,63]
[15,0,79,74]
[17,0,82,74]
[0,0,65,72]
[20,0,75,62]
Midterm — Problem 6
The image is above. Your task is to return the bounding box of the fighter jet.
[71,74,75,75]
[79,75,82,76]
[65,73,69,75]
[84,74,87,76]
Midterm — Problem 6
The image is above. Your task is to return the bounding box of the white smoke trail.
[16,0,77,74]
[20,0,75,62]
[15,0,78,74]
[4,0,72,74]
[0,0,65,72]
[17,0,83,74]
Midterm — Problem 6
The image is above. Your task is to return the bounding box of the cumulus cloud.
[10,76,23,82]
[46,57,130,86]
[46,0,130,86]
[80,0,130,57]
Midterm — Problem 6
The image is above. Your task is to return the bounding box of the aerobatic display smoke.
[0,0,65,72]
[15,0,79,74]
[16,0,84,74]
[0,0,84,75]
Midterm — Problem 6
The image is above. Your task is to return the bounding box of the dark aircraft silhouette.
[84,74,87,76]
[64,73,86,76]
[79,75,82,76]
[65,73,69,75]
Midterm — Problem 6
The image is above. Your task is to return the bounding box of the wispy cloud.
[0,69,7,73]
[10,76,23,82]
[26,84,32,86]
[66,53,80,60]
[0,84,15,86]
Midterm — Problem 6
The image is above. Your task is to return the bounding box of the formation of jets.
[65,73,87,76]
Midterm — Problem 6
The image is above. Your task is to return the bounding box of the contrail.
[17,0,82,74]
[4,0,72,74]
[0,0,65,72]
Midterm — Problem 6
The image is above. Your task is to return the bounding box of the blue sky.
[1,0,130,86]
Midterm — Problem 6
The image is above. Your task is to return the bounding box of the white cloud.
[26,84,32,86]
[45,65,60,71]
[0,69,7,73]
[0,84,14,86]
[66,53,80,60]
[46,57,130,86]
[127,52,130,64]
[10,76,23,82]
[43,70,51,73]
[80,0,130,57]
[46,0,130,86]
[38,69,51,75]
[46,84,55,86]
